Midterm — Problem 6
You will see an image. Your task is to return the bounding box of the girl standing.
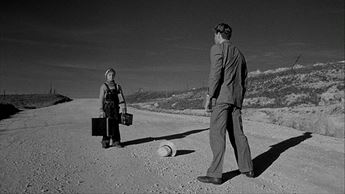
[99,68,126,148]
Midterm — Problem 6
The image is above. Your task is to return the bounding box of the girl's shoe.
[112,141,123,148]
[101,140,110,148]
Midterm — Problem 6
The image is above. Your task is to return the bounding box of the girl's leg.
[112,124,122,147]
[102,136,110,148]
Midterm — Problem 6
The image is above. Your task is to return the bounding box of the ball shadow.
[175,150,195,157]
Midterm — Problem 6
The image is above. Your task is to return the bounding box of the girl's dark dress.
[102,82,121,147]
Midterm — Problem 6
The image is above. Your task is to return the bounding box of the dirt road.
[0,99,344,193]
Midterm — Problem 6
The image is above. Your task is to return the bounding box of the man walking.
[197,23,254,185]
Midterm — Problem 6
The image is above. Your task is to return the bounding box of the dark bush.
[0,104,20,120]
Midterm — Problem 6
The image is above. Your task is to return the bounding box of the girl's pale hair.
[104,68,116,78]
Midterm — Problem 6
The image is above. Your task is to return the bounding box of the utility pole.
[0,31,4,96]
[290,55,302,74]
[49,81,53,94]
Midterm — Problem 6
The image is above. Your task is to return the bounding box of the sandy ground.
[0,99,344,194]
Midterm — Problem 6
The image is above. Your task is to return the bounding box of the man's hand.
[205,94,212,113]
[122,107,127,114]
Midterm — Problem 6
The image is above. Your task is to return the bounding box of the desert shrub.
[158,100,176,109]
[336,84,345,91]
[173,99,204,110]
[158,98,204,110]
[126,90,187,103]
[285,94,318,107]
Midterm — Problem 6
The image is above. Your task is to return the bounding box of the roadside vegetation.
[126,61,344,138]
[0,94,72,120]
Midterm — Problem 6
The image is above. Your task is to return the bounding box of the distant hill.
[0,94,72,109]
[0,94,72,120]
[126,61,344,138]
[127,61,344,109]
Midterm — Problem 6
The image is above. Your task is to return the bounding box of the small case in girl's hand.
[120,112,133,126]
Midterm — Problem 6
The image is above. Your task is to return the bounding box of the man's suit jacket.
[208,40,247,108]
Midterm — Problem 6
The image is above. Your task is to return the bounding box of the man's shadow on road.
[223,132,313,182]
[122,128,209,147]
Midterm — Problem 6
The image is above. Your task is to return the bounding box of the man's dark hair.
[214,23,232,40]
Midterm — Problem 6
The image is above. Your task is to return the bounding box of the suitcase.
[91,118,117,136]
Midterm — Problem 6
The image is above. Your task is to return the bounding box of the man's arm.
[208,44,223,98]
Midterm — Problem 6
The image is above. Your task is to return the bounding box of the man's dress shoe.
[197,176,222,185]
[242,170,255,178]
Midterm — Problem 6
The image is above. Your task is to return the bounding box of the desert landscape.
[1,61,344,193]
[1,1,344,193]
[0,98,344,193]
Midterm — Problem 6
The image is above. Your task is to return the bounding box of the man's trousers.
[206,103,253,178]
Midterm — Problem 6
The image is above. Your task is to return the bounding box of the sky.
[1,0,344,98]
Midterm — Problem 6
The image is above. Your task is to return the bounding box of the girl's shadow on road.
[223,132,313,182]
[122,128,209,147]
